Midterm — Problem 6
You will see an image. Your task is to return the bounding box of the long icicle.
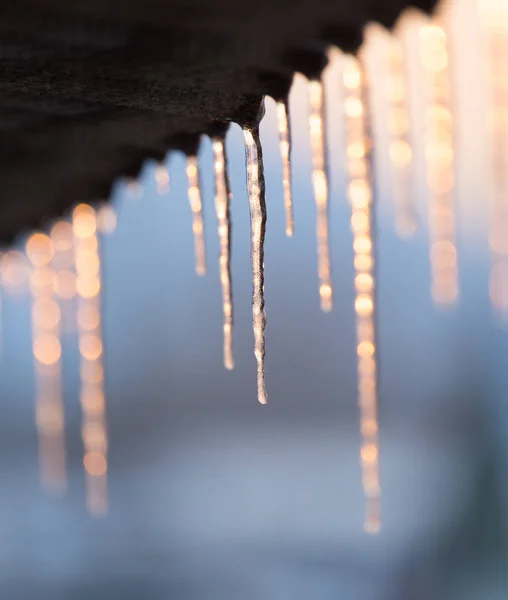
[0,264,3,355]
[386,35,416,237]
[309,78,333,312]
[343,54,381,534]
[26,233,66,493]
[276,100,295,237]
[186,155,207,276]
[73,204,108,515]
[481,0,508,317]
[213,137,235,370]
[243,125,268,405]
[420,22,458,306]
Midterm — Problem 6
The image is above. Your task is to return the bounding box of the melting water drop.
[72,204,108,515]
[481,0,508,317]
[212,137,235,370]
[276,100,295,236]
[343,54,381,534]
[386,36,416,237]
[186,155,207,276]
[26,233,66,493]
[308,78,333,312]
[420,22,458,306]
[155,163,170,195]
[243,126,268,405]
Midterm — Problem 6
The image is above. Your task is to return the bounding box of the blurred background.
[0,3,507,598]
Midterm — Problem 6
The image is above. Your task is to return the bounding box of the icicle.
[26,233,66,493]
[308,79,333,312]
[51,221,77,335]
[0,250,30,295]
[96,204,118,235]
[480,0,508,317]
[212,137,235,370]
[0,258,3,355]
[155,163,170,195]
[386,36,416,237]
[420,22,458,306]
[276,100,295,236]
[186,155,207,276]
[343,54,381,534]
[125,178,143,199]
[72,204,108,516]
[243,126,268,405]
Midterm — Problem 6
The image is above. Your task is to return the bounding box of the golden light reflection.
[343,54,380,534]
[243,126,268,405]
[276,100,295,236]
[26,232,66,493]
[212,137,234,370]
[420,21,458,306]
[480,0,508,317]
[309,79,333,312]
[72,204,108,515]
[27,233,54,267]
[186,155,207,276]
[386,36,416,236]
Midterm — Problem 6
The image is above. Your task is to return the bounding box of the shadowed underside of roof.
[0,0,437,243]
